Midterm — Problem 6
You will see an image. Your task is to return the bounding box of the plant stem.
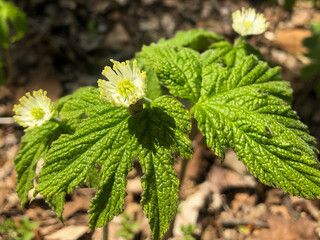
[102,224,108,240]
[49,117,73,134]
[234,36,246,48]
[179,157,190,185]
[49,117,62,125]
[142,96,152,103]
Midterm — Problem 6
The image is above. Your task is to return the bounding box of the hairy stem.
[49,118,73,134]
[234,35,246,48]
[102,224,108,240]
[179,157,190,185]
[142,96,152,103]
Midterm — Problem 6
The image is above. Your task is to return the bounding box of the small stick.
[102,224,108,240]
[0,117,15,124]
[220,218,269,229]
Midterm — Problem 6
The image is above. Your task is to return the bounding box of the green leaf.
[200,53,291,104]
[89,142,134,228]
[38,88,191,240]
[85,164,100,189]
[44,193,65,221]
[14,90,79,209]
[149,96,192,158]
[43,90,136,229]
[158,28,225,51]
[206,40,265,67]
[14,121,62,205]
[89,96,190,236]
[140,40,264,104]
[60,87,106,119]
[136,29,225,101]
[138,149,178,240]
[194,56,320,198]
[128,96,190,239]
[135,53,162,100]
[36,104,130,197]
[141,45,202,103]
[0,0,27,48]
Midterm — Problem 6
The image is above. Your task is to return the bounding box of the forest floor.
[1,0,320,239]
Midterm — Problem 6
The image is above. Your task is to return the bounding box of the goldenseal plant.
[13,8,320,240]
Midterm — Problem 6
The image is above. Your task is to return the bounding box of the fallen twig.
[0,117,15,124]
[220,218,269,229]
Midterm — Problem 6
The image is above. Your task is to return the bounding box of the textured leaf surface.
[158,28,225,51]
[138,149,178,240]
[128,96,190,239]
[14,122,62,205]
[60,87,107,119]
[14,90,82,206]
[44,193,65,221]
[47,90,135,229]
[89,143,134,228]
[89,96,191,236]
[200,53,291,104]
[37,88,191,239]
[37,103,129,196]
[194,56,320,198]
[141,45,202,103]
[135,53,162,100]
[203,40,264,67]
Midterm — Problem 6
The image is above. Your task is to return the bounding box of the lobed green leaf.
[44,193,65,221]
[141,45,202,103]
[89,141,134,228]
[37,88,191,240]
[128,96,190,239]
[36,105,129,197]
[194,56,320,198]
[204,39,264,67]
[158,28,225,51]
[14,122,62,205]
[135,53,162,100]
[138,149,178,240]
[60,87,108,119]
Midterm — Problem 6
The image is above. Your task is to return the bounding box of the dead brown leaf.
[247,215,317,240]
[273,29,311,54]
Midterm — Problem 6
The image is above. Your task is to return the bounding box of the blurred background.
[1,0,320,239]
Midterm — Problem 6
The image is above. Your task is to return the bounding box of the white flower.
[232,8,269,36]
[98,59,146,108]
[13,90,54,131]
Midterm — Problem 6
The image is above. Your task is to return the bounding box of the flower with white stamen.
[98,59,146,108]
[232,8,269,36]
[13,90,54,131]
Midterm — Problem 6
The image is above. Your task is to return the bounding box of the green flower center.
[116,78,135,98]
[244,21,253,30]
[31,107,45,120]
